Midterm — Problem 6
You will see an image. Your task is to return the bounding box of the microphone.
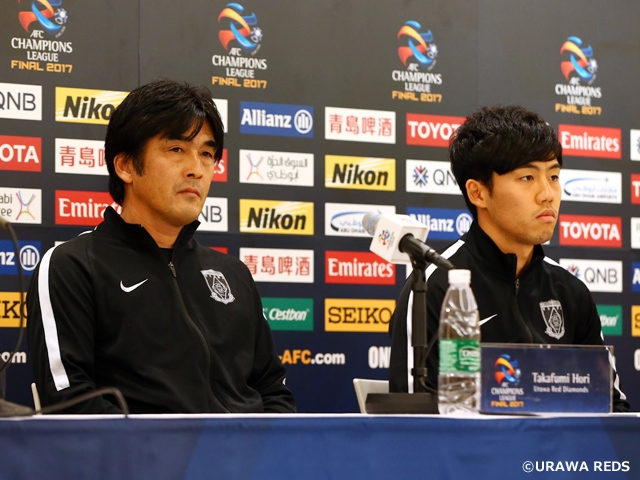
[0,216,9,229]
[362,212,454,270]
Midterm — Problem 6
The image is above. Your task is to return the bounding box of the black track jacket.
[389,220,629,412]
[27,207,296,414]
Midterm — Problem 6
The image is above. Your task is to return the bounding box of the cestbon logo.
[0,135,41,172]
[631,129,640,161]
[0,83,42,121]
[239,199,314,235]
[325,155,395,191]
[406,207,472,240]
[0,240,41,275]
[558,214,622,248]
[55,87,129,125]
[240,102,313,138]
[558,124,621,159]
[325,298,395,332]
[560,169,621,204]
[494,354,521,386]
[325,251,395,285]
[559,258,622,293]
[262,297,313,331]
[597,305,622,337]
[324,202,395,237]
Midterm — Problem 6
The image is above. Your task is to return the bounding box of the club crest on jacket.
[201,269,235,304]
[540,299,565,339]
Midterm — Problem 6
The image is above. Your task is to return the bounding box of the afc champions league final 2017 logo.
[391,20,443,103]
[554,35,602,115]
[218,2,262,55]
[397,21,438,71]
[18,0,68,37]
[494,354,521,387]
[212,3,268,89]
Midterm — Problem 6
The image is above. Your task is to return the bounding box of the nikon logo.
[262,297,313,331]
[0,292,27,328]
[324,298,395,332]
[55,87,129,125]
[239,199,314,235]
[325,155,395,191]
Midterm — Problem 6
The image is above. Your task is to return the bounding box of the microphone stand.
[364,253,438,414]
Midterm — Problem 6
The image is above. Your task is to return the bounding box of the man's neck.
[477,220,534,277]
[119,208,181,248]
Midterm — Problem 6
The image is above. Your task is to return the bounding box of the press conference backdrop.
[0,0,638,413]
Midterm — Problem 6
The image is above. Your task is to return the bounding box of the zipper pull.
[515,278,520,295]
[169,262,177,278]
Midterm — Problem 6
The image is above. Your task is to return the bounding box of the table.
[0,414,638,479]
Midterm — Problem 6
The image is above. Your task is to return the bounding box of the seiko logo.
[559,215,621,248]
[324,299,395,332]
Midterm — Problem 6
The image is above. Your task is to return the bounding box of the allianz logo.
[241,108,313,134]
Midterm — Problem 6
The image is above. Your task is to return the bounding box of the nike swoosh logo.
[479,314,497,326]
[120,279,148,293]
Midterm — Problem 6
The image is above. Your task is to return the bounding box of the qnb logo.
[0,83,42,121]
[558,124,621,159]
[406,113,464,147]
[218,3,262,54]
[560,259,622,293]
[559,215,622,248]
[397,21,437,70]
[19,0,69,37]
[560,36,597,85]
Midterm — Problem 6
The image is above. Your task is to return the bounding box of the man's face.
[475,159,562,252]
[122,122,217,230]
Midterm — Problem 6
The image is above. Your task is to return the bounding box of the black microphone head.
[362,211,382,236]
[0,217,9,230]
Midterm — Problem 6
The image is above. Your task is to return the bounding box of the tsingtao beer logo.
[554,36,602,116]
[212,3,268,90]
[392,21,443,103]
[10,0,74,74]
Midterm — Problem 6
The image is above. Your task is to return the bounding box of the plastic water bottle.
[438,269,481,415]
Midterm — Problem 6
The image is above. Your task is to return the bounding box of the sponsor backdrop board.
[0,0,638,413]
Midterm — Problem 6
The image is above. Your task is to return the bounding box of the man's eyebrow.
[517,161,561,171]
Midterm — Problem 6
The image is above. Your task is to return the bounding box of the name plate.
[480,343,612,414]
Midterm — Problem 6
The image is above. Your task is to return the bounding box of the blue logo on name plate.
[0,240,41,275]
[632,262,640,293]
[240,101,314,138]
[406,207,472,241]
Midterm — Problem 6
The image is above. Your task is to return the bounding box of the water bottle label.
[439,339,480,373]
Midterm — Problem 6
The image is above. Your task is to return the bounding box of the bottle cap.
[448,269,471,285]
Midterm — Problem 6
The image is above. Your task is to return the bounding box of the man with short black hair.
[28,78,296,413]
[389,105,628,412]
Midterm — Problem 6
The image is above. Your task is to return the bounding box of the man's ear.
[466,179,488,209]
[113,154,134,185]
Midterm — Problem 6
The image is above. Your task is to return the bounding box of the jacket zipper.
[168,259,230,413]
[514,277,534,342]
